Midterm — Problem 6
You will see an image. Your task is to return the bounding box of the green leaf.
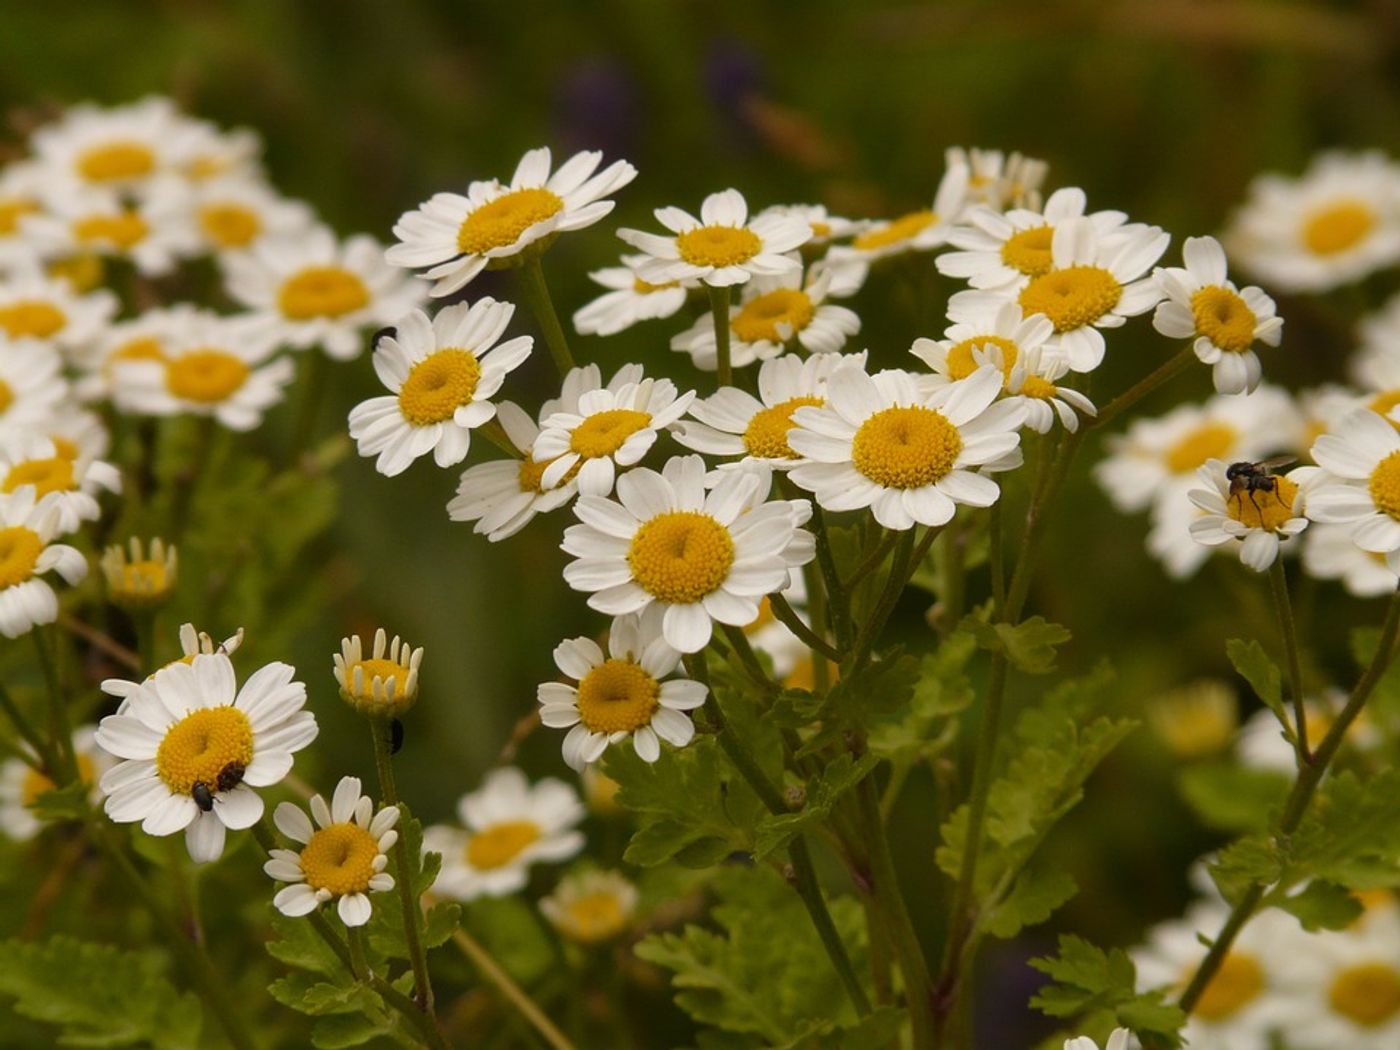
[268,974,382,1017]
[1286,770,1400,888]
[961,615,1072,675]
[867,633,976,761]
[310,1012,395,1049]
[1029,935,1183,1047]
[753,753,879,859]
[266,913,345,979]
[421,901,461,949]
[25,780,92,824]
[0,936,203,1049]
[1271,880,1364,931]
[1208,834,1283,904]
[792,653,921,756]
[983,865,1077,940]
[1225,638,1286,726]
[1176,763,1289,833]
[367,804,441,960]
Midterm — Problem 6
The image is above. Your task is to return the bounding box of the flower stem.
[517,256,576,377]
[32,626,75,781]
[368,717,436,1014]
[1089,344,1196,431]
[0,680,59,774]
[288,349,329,467]
[346,925,370,980]
[810,505,853,651]
[769,592,841,663]
[708,285,733,388]
[1268,558,1310,764]
[449,923,578,1050]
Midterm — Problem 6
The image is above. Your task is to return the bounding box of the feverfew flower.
[0,163,46,268]
[562,457,814,653]
[1302,522,1399,596]
[95,652,317,863]
[572,254,690,337]
[73,304,199,402]
[1153,236,1283,395]
[0,433,121,533]
[1187,459,1308,572]
[0,341,68,440]
[0,487,86,638]
[1004,345,1097,434]
[224,226,426,359]
[186,177,316,257]
[618,188,809,288]
[948,146,1048,212]
[424,768,585,901]
[388,147,637,297]
[825,160,971,266]
[911,297,1055,390]
[753,203,862,246]
[265,777,398,927]
[28,183,197,276]
[787,365,1025,531]
[100,536,177,611]
[0,726,108,841]
[540,868,638,945]
[1308,409,1400,571]
[348,300,532,477]
[0,259,117,353]
[29,97,191,192]
[447,401,576,541]
[332,628,423,717]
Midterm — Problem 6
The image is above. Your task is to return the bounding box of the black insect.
[1226,456,1296,516]
[390,718,405,756]
[192,781,214,812]
[216,761,246,793]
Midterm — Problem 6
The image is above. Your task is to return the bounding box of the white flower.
[1352,292,1400,391]
[0,726,109,841]
[0,163,47,268]
[669,266,859,371]
[0,433,120,533]
[332,628,423,717]
[0,340,69,441]
[186,176,316,257]
[0,487,86,637]
[265,777,398,927]
[224,226,426,360]
[104,622,245,708]
[1004,345,1097,434]
[911,297,1056,389]
[348,300,532,477]
[1187,459,1309,572]
[1302,521,1399,596]
[1153,236,1283,395]
[1225,150,1400,293]
[825,159,971,267]
[110,312,294,430]
[72,304,201,402]
[424,768,585,900]
[1293,385,1367,460]
[388,147,637,297]
[753,203,862,245]
[1146,494,1215,580]
[674,351,867,467]
[95,651,317,863]
[787,365,1025,531]
[618,188,809,288]
[0,257,117,354]
[176,118,263,183]
[539,868,638,944]
[947,146,1048,212]
[448,403,573,541]
[1307,409,1400,572]
[531,372,695,498]
[1064,1030,1134,1050]
[29,97,193,193]
[26,182,198,276]
[572,254,691,337]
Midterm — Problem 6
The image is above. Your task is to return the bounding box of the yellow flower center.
[570,409,652,459]
[1227,475,1298,531]
[1164,422,1238,475]
[456,187,564,256]
[110,560,172,600]
[852,405,962,489]
[1000,225,1055,276]
[397,349,481,426]
[344,657,412,700]
[51,437,78,461]
[1190,951,1264,1022]
[165,350,250,403]
[0,526,43,589]
[0,380,11,415]
[852,210,936,252]
[632,277,678,294]
[0,198,36,236]
[0,301,66,340]
[1330,962,1400,1027]
[627,511,735,604]
[278,266,369,320]
[73,210,149,249]
[77,141,156,183]
[676,225,762,268]
[3,457,76,498]
[111,336,168,367]
[1370,450,1400,521]
[1302,200,1376,256]
[945,335,1018,381]
[198,203,262,248]
[1191,287,1257,353]
[1018,266,1122,332]
[300,822,380,896]
[47,253,104,292]
[518,455,579,494]
[810,221,832,238]
[188,156,229,181]
[465,820,541,870]
[1020,376,1059,401]
[731,288,814,344]
[22,752,94,805]
[1371,390,1400,423]
[575,658,661,733]
[742,396,823,459]
[154,706,254,797]
[562,892,627,943]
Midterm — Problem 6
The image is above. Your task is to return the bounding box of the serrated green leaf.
[1209,835,1283,904]
[25,780,93,824]
[753,753,878,859]
[961,615,1071,674]
[983,865,1077,939]
[367,804,439,960]
[266,913,346,979]
[1029,935,1183,1047]
[1270,880,1365,931]
[867,633,976,761]
[1176,763,1289,833]
[420,901,460,949]
[310,1011,394,1049]
[1225,638,1286,725]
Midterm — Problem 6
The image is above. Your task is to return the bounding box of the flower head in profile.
[333,628,423,717]
[1187,459,1309,572]
[95,652,316,862]
[618,188,809,288]
[388,147,637,297]
[0,726,110,841]
[572,253,691,337]
[348,299,532,476]
[1307,409,1400,572]
[540,868,638,945]
[0,486,87,639]
[265,776,399,927]
[425,768,585,901]
[30,96,191,193]
[826,158,971,267]
[0,341,68,442]
[0,433,120,533]
[100,536,177,611]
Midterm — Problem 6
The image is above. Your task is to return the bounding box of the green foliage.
[368,804,458,959]
[1175,763,1289,833]
[778,652,921,756]
[753,753,879,859]
[867,632,976,762]
[1225,639,1288,729]
[1029,935,1184,1048]
[25,780,94,825]
[983,864,1078,940]
[1273,880,1364,931]
[0,935,202,1049]
[961,615,1072,675]
[461,897,556,986]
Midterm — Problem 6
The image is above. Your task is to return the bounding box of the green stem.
[769,592,841,663]
[288,349,329,466]
[0,681,59,774]
[719,623,779,695]
[518,256,576,377]
[708,285,733,388]
[346,925,370,981]
[848,527,938,673]
[1089,344,1196,431]
[32,627,74,781]
[1268,558,1310,764]
[450,924,577,1050]
[369,718,436,1014]
[811,506,853,651]
[842,530,897,592]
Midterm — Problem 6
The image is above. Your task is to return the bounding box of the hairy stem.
[1268,558,1310,764]
[518,256,576,377]
[769,591,841,663]
[708,284,733,388]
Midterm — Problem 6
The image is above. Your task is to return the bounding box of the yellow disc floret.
[0,301,66,340]
[1302,200,1376,257]
[1191,286,1257,353]
[852,210,936,252]
[77,142,156,183]
[570,409,652,459]
[466,820,541,870]
[299,823,380,896]
[562,892,628,944]
[73,210,148,249]
[278,267,369,320]
[199,204,262,248]
[1329,962,1400,1027]
[731,288,814,344]
[1370,450,1400,521]
[1228,475,1298,531]
[0,526,43,589]
[742,396,822,459]
[398,349,481,426]
[576,658,661,734]
[154,706,254,797]
[1019,376,1059,401]
[1190,951,1264,1022]
[166,350,250,403]
[627,512,735,604]
[852,406,962,489]
[1164,422,1238,475]
[945,335,1018,381]
[457,188,564,255]
[1018,265,1122,332]
[0,198,36,236]
[1000,225,1055,276]
[0,380,12,415]
[676,225,762,268]
[3,457,75,497]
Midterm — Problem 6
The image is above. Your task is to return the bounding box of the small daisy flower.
[332,628,423,717]
[540,868,638,945]
[0,487,86,638]
[72,304,200,402]
[0,163,47,268]
[948,146,1049,212]
[0,258,117,354]
[1145,680,1238,759]
[0,726,109,841]
[911,297,1056,389]
[825,160,971,267]
[224,226,426,360]
[348,299,532,477]
[618,188,809,288]
[539,608,707,769]
[787,364,1026,531]
[572,254,691,337]
[1354,292,1400,379]
[265,777,398,927]
[754,203,863,247]
[1302,521,1399,596]
[28,182,198,276]
[1153,236,1284,395]
[1004,346,1098,434]
[531,373,695,498]
[561,456,815,653]
[1308,409,1400,572]
[673,351,866,467]
[952,217,1169,373]
[0,341,69,441]
[100,537,177,611]
[176,118,263,183]
[1146,495,1215,580]
[1063,1030,1134,1050]
[110,312,293,430]
[387,146,638,296]
[186,177,316,257]
[424,767,585,901]
[1187,459,1308,572]
[669,266,860,371]
[0,434,120,533]
[30,97,191,193]
[95,651,317,863]
[1293,385,1367,461]
[1225,150,1400,293]
[447,402,576,541]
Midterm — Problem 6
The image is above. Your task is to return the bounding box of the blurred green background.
[2,0,1398,1044]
